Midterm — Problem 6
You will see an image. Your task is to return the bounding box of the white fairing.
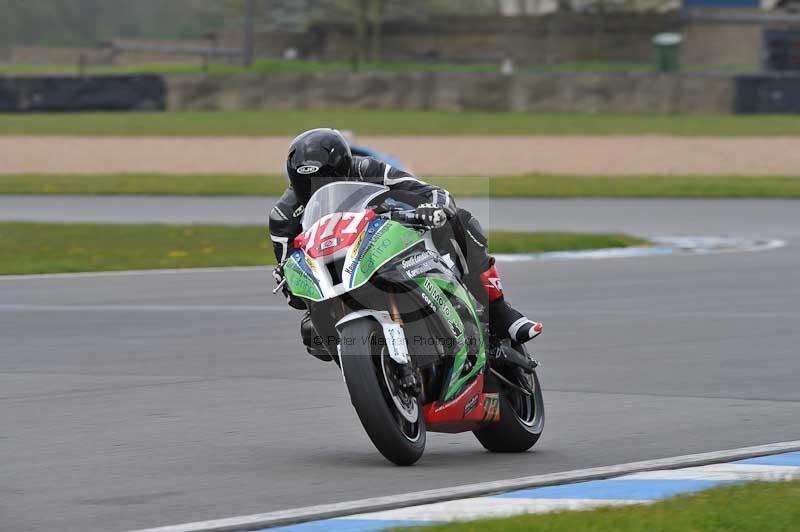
[336,310,410,365]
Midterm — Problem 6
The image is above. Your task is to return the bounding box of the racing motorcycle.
[279,181,544,465]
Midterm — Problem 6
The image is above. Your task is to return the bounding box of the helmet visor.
[291,162,349,203]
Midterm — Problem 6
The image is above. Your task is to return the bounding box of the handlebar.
[387,210,419,224]
[372,205,428,228]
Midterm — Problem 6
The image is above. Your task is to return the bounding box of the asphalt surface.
[1,195,799,237]
[2,199,800,532]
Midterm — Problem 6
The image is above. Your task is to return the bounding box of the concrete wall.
[166,72,735,114]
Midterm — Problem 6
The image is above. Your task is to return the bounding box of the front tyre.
[473,369,545,453]
[339,319,425,466]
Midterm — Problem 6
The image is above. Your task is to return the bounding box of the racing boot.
[300,311,333,362]
[480,264,542,345]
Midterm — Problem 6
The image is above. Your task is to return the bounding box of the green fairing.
[416,277,486,401]
[285,221,421,302]
[352,222,423,287]
[284,254,323,301]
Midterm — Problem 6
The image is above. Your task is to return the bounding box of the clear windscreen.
[301,182,388,230]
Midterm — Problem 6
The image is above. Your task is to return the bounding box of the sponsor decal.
[420,291,437,313]
[423,278,451,318]
[406,263,434,278]
[482,394,500,422]
[463,394,479,416]
[318,237,340,252]
[304,255,317,273]
[362,237,392,268]
[350,232,365,259]
[486,277,503,291]
[401,251,435,269]
[448,319,462,338]
[293,204,305,218]
[296,165,319,175]
[402,251,438,279]
[285,257,320,298]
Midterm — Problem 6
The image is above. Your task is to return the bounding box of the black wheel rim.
[506,370,544,432]
[369,333,422,442]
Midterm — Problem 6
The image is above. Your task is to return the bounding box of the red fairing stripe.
[293,209,376,258]
[479,264,504,302]
[422,375,501,433]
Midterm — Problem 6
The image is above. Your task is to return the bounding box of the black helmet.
[286,128,353,203]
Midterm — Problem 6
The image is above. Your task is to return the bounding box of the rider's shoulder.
[270,187,303,225]
[351,156,386,179]
[351,156,415,183]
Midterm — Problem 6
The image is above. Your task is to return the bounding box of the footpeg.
[492,340,538,373]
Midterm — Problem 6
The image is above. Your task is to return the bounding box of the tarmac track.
[2,199,800,532]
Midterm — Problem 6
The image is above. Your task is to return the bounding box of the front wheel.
[473,369,545,452]
[339,319,425,466]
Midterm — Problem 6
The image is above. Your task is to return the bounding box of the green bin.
[653,33,682,73]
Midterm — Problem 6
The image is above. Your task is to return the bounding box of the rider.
[270,128,542,352]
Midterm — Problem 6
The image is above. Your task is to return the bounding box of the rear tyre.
[340,319,425,466]
[473,369,544,453]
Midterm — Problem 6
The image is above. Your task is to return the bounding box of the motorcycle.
[279,181,544,465]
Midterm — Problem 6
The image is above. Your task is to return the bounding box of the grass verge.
[2,110,800,137]
[1,58,658,76]
[0,222,647,275]
[5,58,754,77]
[404,480,800,532]
[2,174,799,198]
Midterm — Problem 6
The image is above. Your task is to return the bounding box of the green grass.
[2,174,800,198]
[2,110,800,137]
[2,58,757,77]
[486,231,646,254]
[405,480,800,532]
[0,58,661,77]
[0,222,646,275]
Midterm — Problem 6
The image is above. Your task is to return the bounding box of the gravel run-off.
[3,136,800,176]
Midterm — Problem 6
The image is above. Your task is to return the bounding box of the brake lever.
[272,261,288,294]
[272,278,286,294]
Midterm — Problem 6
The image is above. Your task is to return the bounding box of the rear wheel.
[339,319,425,466]
[473,369,544,452]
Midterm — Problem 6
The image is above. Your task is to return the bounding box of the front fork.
[387,292,421,395]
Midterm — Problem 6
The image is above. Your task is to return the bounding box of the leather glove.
[273,264,305,310]
[415,203,448,229]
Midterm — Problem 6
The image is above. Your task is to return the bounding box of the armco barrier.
[734,74,800,113]
[0,75,165,112]
[4,72,799,114]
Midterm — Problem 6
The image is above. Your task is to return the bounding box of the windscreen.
[301,182,388,231]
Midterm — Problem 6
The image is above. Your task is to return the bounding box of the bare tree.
[352,0,369,63]
[368,0,383,61]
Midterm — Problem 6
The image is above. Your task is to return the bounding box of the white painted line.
[494,236,787,263]
[620,463,800,482]
[348,496,645,523]
[128,440,800,532]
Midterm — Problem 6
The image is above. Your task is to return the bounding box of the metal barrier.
[0,75,166,112]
